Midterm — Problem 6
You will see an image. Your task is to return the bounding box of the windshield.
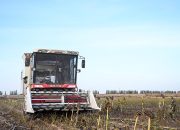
[33,53,77,84]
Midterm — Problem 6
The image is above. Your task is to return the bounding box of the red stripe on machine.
[31,84,76,88]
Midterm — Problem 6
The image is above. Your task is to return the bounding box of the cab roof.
[34,49,79,55]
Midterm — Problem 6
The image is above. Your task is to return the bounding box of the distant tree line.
[106,90,180,94]
[93,90,99,94]
[0,90,18,95]
[106,90,138,94]
[10,90,18,95]
[0,90,179,95]
[140,90,177,94]
[79,89,100,94]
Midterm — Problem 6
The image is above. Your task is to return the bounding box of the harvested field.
[0,94,179,130]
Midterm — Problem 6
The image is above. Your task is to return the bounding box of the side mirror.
[82,60,85,68]
[77,69,81,73]
[23,76,28,84]
[25,58,30,66]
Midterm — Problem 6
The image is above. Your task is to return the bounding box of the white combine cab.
[22,49,100,113]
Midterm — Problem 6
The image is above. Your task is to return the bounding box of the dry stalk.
[97,114,101,129]
[70,107,74,122]
[141,96,145,129]
[148,117,151,130]
[65,112,68,119]
[74,104,80,127]
[106,107,109,130]
[133,116,138,130]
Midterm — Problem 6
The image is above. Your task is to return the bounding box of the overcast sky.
[0,0,180,93]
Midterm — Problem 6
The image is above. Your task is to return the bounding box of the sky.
[0,0,180,93]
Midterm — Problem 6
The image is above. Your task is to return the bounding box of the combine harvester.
[22,49,100,113]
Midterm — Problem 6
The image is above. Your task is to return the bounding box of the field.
[0,94,179,130]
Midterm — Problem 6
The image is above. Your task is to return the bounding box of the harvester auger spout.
[22,49,100,113]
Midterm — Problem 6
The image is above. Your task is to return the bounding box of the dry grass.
[0,94,180,130]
